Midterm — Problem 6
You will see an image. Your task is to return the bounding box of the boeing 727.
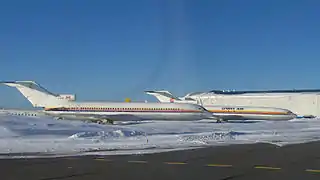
[0,81,214,124]
[145,90,297,122]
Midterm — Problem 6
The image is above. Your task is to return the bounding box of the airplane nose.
[290,112,297,118]
[286,110,297,119]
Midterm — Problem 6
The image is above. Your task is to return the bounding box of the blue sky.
[0,0,320,108]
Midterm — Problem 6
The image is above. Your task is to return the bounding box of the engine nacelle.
[57,94,76,101]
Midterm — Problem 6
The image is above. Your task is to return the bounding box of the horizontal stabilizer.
[58,94,76,101]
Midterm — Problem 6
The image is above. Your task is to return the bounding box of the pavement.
[1,141,320,180]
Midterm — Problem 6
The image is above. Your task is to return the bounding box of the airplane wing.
[91,114,143,121]
[204,114,248,122]
[43,112,143,124]
[214,115,247,120]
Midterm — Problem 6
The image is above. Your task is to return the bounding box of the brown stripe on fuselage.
[208,110,289,115]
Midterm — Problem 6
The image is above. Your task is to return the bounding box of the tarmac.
[1,141,320,180]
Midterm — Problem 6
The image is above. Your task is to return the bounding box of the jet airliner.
[0,81,214,124]
[145,90,297,122]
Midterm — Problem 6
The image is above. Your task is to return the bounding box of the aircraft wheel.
[216,119,223,123]
[96,119,114,125]
[106,119,114,124]
[96,120,103,124]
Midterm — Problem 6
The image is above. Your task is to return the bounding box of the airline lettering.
[221,107,244,110]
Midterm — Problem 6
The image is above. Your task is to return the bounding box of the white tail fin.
[145,90,181,103]
[0,81,71,108]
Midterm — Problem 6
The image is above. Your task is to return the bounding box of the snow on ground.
[0,114,319,158]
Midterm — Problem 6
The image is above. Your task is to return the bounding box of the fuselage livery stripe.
[209,110,289,115]
[44,107,202,113]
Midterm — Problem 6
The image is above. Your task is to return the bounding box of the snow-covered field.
[0,114,319,158]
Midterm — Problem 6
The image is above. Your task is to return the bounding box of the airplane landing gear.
[106,119,114,124]
[216,118,227,123]
[97,119,114,125]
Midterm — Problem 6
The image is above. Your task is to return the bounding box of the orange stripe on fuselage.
[208,110,288,115]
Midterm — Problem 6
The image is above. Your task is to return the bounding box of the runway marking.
[94,158,112,161]
[164,162,187,165]
[87,158,320,173]
[254,166,281,170]
[65,157,78,160]
[206,164,233,167]
[306,169,320,173]
[128,160,148,163]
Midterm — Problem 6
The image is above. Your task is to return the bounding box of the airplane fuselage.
[145,90,297,121]
[43,102,213,122]
[206,105,297,121]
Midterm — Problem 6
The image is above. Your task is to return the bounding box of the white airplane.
[145,90,297,122]
[0,81,214,124]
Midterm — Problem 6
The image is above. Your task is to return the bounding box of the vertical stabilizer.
[0,81,70,107]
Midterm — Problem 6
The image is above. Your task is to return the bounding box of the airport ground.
[1,141,320,180]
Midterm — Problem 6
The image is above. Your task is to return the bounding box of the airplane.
[0,81,215,124]
[145,90,297,122]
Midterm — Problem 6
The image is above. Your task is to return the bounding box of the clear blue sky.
[0,0,320,108]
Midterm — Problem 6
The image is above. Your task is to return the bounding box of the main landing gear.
[216,118,228,123]
[96,119,114,125]
[55,117,64,120]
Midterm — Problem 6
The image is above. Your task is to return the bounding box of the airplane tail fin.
[0,81,70,108]
[145,90,181,103]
